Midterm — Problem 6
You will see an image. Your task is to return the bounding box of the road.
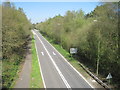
[32,30,93,88]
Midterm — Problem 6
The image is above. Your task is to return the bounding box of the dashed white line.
[53,52,56,55]
[32,32,46,88]
[39,31,94,88]
[41,52,44,56]
[34,31,71,88]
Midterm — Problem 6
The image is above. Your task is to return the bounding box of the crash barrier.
[78,62,110,89]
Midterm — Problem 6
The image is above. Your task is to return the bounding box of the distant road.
[32,30,93,88]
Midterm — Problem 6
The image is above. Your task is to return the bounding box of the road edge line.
[35,31,71,88]
[40,32,94,88]
[32,32,46,88]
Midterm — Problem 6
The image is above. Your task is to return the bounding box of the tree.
[2,2,31,88]
[35,2,119,87]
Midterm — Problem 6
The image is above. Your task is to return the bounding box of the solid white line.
[39,31,94,88]
[41,52,44,56]
[34,31,71,88]
[53,52,56,55]
[32,30,35,35]
[33,34,46,88]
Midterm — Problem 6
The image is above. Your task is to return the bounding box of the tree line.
[36,2,120,87]
[2,2,31,88]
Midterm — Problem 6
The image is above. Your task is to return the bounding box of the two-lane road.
[32,30,93,88]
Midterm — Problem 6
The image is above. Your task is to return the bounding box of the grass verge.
[30,37,44,88]
[43,35,90,79]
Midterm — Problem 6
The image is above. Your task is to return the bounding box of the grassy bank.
[42,34,90,79]
[30,37,43,88]
[2,54,27,88]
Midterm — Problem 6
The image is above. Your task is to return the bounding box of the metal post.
[109,79,111,84]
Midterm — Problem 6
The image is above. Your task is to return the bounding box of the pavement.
[32,30,94,88]
[14,43,32,88]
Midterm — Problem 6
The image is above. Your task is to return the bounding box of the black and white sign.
[106,73,112,79]
[70,48,77,54]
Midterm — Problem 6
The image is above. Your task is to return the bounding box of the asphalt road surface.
[32,30,93,88]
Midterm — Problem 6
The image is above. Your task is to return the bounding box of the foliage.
[2,2,31,88]
[36,2,119,87]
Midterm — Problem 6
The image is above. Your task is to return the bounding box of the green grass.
[30,37,44,88]
[44,35,90,79]
[3,57,23,88]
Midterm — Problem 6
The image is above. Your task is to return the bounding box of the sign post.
[70,48,77,54]
[106,73,112,84]
[70,48,77,58]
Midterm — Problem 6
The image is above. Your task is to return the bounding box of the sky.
[14,2,99,24]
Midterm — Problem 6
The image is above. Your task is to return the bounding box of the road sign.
[106,73,112,79]
[70,48,77,54]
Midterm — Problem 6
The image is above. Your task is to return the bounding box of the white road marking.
[34,31,71,88]
[33,33,46,88]
[92,80,96,83]
[41,52,44,56]
[53,52,56,55]
[39,31,94,88]
[32,30,36,35]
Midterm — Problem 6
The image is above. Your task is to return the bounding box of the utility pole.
[93,19,100,76]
